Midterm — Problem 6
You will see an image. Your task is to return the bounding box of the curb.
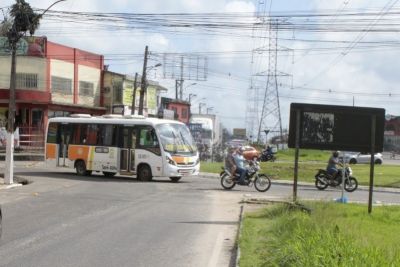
[234,205,244,267]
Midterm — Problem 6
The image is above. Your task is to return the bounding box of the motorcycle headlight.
[348,167,353,176]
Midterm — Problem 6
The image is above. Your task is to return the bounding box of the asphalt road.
[0,169,240,267]
[0,163,399,267]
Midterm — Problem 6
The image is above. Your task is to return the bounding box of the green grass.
[240,202,400,267]
[201,149,400,188]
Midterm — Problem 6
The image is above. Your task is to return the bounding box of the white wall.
[0,56,46,91]
[50,59,74,103]
[78,65,101,106]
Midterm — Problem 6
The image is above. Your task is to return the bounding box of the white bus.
[45,114,200,182]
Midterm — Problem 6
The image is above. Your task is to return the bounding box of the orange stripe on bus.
[68,145,90,161]
[46,144,57,159]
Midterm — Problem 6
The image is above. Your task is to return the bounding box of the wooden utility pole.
[138,46,148,115]
[131,72,138,115]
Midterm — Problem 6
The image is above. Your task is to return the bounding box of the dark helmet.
[333,151,339,157]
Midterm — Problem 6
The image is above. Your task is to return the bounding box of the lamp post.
[206,107,214,114]
[180,82,197,100]
[188,93,197,103]
[199,103,206,114]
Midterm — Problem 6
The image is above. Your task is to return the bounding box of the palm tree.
[4,0,41,185]
[10,0,41,35]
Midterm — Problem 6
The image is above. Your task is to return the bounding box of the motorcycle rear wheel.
[315,175,328,190]
[344,176,358,192]
[220,173,236,190]
[254,174,272,192]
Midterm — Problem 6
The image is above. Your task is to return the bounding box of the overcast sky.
[2,0,400,138]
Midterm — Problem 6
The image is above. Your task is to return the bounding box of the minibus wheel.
[137,165,152,181]
[169,177,181,182]
[76,160,91,176]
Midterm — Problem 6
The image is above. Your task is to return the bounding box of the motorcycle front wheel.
[220,173,236,190]
[315,174,328,190]
[344,176,358,192]
[254,174,272,192]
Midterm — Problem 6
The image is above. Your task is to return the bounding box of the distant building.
[159,97,190,124]
[103,71,167,116]
[384,115,400,151]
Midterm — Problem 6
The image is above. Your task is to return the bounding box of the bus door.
[120,126,137,175]
[57,123,72,167]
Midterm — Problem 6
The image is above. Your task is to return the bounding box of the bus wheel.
[76,160,90,176]
[103,172,116,177]
[169,177,181,183]
[138,165,152,181]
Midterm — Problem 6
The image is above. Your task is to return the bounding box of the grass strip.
[239,202,400,267]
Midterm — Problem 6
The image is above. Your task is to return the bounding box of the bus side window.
[138,127,160,155]
[86,124,98,145]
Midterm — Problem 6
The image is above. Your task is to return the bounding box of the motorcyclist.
[233,147,248,185]
[326,151,342,182]
[224,146,237,178]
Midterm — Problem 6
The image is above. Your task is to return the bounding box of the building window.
[182,108,188,119]
[52,76,72,94]
[16,73,38,89]
[48,110,71,118]
[79,81,94,96]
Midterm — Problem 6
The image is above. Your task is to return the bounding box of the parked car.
[342,152,383,164]
[241,146,261,161]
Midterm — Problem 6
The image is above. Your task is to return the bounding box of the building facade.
[0,36,105,148]
[159,97,191,124]
[103,71,167,116]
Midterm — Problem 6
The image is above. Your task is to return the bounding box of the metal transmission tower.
[257,20,282,143]
[160,53,208,99]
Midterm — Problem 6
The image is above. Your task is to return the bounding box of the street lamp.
[206,107,214,114]
[179,82,197,100]
[188,93,197,103]
[199,103,206,114]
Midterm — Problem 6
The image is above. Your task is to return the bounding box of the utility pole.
[179,56,184,100]
[131,72,138,115]
[4,0,66,184]
[138,45,148,115]
[199,103,206,114]
[5,29,18,185]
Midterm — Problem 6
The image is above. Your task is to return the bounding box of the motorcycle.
[220,160,272,192]
[314,167,358,192]
[259,149,276,162]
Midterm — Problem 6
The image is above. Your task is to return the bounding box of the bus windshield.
[156,123,198,154]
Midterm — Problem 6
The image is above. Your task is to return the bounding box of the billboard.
[0,36,46,57]
[288,103,385,152]
[233,128,246,138]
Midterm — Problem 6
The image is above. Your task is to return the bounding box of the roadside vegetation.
[201,149,400,188]
[239,202,400,267]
